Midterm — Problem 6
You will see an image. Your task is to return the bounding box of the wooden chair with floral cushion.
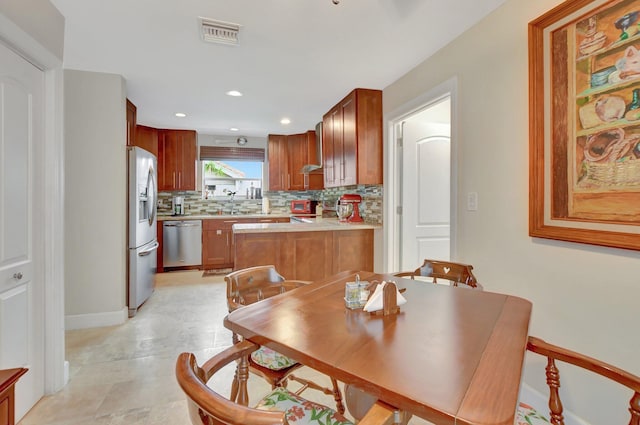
[515,336,640,425]
[225,265,345,414]
[393,258,481,289]
[176,340,355,425]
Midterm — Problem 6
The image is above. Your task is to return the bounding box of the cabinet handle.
[13,272,23,280]
[172,171,176,188]
[178,172,181,188]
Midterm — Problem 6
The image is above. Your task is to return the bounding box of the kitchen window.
[200,146,265,200]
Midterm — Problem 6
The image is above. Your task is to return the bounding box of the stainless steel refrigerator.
[127,146,158,317]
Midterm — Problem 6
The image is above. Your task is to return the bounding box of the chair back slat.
[394,259,480,288]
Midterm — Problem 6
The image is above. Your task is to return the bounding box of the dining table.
[223,270,532,425]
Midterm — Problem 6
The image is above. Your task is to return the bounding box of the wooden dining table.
[223,270,532,425]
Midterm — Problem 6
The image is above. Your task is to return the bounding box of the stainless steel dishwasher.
[163,220,202,267]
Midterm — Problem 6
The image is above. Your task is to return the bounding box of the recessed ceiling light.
[229,127,239,132]
[175,112,186,117]
[280,118,291,125]
[226,90,243,97]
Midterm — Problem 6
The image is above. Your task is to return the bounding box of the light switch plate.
[467,192,478,211]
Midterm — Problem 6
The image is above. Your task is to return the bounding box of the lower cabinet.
[234,229,374,280]
[202,217,289,270]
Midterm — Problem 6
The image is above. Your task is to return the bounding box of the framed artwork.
[529,0,640,250]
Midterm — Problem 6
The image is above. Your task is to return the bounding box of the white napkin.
[363,281,407,312]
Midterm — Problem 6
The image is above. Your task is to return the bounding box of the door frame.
[384,77,459,273]
[0,15,67,393]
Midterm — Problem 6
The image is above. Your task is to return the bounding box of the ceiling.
[50,0,506,138]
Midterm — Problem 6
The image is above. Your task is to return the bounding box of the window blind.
[199,146,265,161]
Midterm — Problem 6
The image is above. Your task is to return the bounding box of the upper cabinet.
[268,131,323,191]
[158,129,197,191]
[268,134,288,190]
[135,125,159,158]
[126,99,137,147]
[322,88,382,188]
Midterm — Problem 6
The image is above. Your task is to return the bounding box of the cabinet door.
[177,130,197,190]
[268,135,287,190]
[286,231,333,280]
[159,130,197,191]
[135,125,158,158]
[202,229,230,268]
[332,230,373,274]
[340,94,357,186]
[323,108,339,187]
[158,131,178,190]
[287,133,307,190]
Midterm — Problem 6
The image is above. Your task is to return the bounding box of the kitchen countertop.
[157,213,291,221]
[232,217,381,233]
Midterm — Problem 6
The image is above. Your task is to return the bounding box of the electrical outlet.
[467,192,478,211]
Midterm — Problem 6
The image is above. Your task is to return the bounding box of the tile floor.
[19,270,430,425]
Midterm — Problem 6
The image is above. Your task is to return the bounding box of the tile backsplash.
[158,184,383,224]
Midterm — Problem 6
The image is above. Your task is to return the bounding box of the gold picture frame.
[529,0,640,250]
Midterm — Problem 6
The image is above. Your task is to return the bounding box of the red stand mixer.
[336,194,363,222]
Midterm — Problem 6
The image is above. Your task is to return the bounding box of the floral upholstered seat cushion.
[515,402,550,425]
[251,346,298,370]
[256,387,353,425]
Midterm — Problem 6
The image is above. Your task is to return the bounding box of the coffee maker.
[337,194,363,222]
[172,196,184,216]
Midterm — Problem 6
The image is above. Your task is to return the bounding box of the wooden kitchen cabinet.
[202,217,289,269]
[135,125,159,158]
[268,134,287,190]
[234,228,373,280]
[126,99,136,147]
[158,129,197,191]
[268,131,323,191]
[323,88,382,188]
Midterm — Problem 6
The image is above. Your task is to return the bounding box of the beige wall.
[64,70,127,323]
[384,0,640,423]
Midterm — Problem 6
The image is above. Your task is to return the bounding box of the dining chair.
[225,265,345,414]
[393,258,481,289]
[516,336,640,425]
[176,340,354,425]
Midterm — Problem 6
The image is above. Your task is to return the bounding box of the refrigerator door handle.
[138,241,160,257]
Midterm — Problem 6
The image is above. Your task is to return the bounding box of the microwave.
[290,200,317,214]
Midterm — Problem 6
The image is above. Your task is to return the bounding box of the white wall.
[384,0,640,424]
[0,0,64,64]
[64,69,128,327]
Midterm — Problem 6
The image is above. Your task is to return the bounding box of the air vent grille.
[199,17,240,45]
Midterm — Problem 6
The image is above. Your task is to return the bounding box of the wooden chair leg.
[288,374,345,414]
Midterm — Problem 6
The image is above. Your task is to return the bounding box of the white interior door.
[400,98,451,271]
[0,42,45,420]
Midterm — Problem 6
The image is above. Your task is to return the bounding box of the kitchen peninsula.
[233,218,380,281]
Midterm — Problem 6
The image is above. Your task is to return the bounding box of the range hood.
[300,121,323,173]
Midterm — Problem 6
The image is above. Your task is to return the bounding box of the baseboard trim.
[520,383,591,425]
[65,307,127,330]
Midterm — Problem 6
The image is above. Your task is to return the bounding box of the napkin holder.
[371,281,401,316]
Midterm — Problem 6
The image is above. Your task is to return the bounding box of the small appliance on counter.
[172,196,184,216]
[290,199,318,215]
[336,194,363,223]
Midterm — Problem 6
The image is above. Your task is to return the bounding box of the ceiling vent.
[199,17,240,45]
